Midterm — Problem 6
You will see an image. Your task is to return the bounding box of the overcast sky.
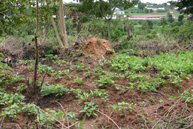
[64,0,177,4]
[141,0,176,4]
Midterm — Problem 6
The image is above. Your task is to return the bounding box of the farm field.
[1,0,193,128]
[1,42,193,128]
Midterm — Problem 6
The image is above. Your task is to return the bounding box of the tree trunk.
[33,0,39,93]
[107,19,111,41]
[59,0,68,49]
[77,21,81,40]
[41,29,49,44]
[51,16,64,48]
[39,29,43,43]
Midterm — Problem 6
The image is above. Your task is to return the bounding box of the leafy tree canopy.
[0,0,31,35]
[169,0,193,15]
[138,3,146,10]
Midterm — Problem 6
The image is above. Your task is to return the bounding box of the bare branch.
[0,10,10,14]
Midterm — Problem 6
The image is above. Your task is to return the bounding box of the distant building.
[158,8,165,10]
[129,14,176,20]
[145,7,165,12]
[169,9,176,13]
[114,8,125,14]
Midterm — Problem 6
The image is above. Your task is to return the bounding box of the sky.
[141,0,176,4]
[64,0,177,4]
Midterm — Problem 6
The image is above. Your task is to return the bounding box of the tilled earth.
[1,55,193,129]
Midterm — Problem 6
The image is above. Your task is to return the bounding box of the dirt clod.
[82,37,115,60]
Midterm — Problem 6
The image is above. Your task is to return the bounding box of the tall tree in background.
[138,3,146,10]
[64,3,94,40]
[51,0,68,49]
[80,0,140,41]
[178,15,184,22]
[167,13,174,23]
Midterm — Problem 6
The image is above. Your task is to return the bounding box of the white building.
[114,8,125,15]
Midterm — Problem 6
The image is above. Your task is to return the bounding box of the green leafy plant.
[109,102,135,117]
[74,77,84,85]
[180,88,193,103]
[84,71,92,78]
[41,83,69,96]
[80,101,98,117]
[93,76,115,88]
[45,54,58,60]
[17,83,28,91]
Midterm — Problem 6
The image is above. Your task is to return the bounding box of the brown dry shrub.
[0,36,60,60]
[134,39,189,55]
[0,36,31,58]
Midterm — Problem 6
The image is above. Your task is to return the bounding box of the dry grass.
[134,35,190,55]
[0,36,31,58]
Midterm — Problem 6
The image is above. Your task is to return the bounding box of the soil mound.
[82,37,115,60]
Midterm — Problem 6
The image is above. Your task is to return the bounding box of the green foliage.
[178,15,184,22]
[80,101,98,117]
[74,77,84,85]
[45,54,58,60]
[108,54,148,72]
[17,83,28,91]
[180,88,193,103]
[54,60,69,66]
[128,73,146,82]
[167,13,174,23]
[52,70,64,80]
[36,108,78,126]
[84,71,92,78]
[41,83,69,96]
[0,68,25,85]
[2,102,36,119]
[93,75,115,88]
[45,46,54,55]
[176,21,193,40]
[149,52,193,74]
[38,63,55,76]
[169,74,182,87]
[72,88,109,104]
[169,0,193,16]
[0,88,37,119]
[109,102,135,117]
[138,3,146,10]
[19,60,34,65]
[146,34,154,39]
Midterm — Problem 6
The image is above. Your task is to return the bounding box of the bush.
[146,34,154,39]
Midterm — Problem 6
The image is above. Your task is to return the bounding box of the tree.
[178,15,184,22]
[33,0,39,93]
[51,0,68,49]
[0,0,29,35]
[80,0,140,41]
[64,3,94,40]
[143,8,149,13]
[138,3,146,10]
[147,20,153,29]
[160,17,168,26]
[169,0,193,18]
[167,13,174,23]
[162,3,167,7]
